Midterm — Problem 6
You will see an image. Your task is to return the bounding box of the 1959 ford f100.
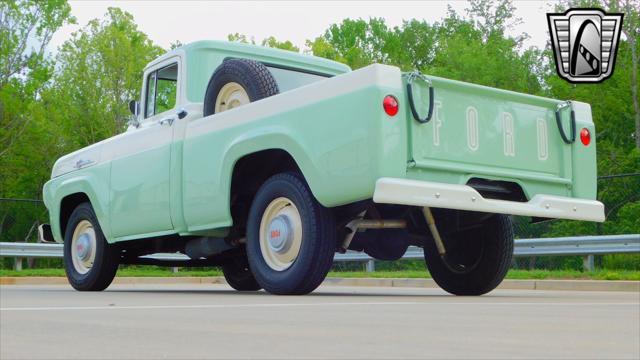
[41,40,604,295]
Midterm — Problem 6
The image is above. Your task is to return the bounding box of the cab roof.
[146,40,351,76]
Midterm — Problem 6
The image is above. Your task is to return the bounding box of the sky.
[49,0,558,54]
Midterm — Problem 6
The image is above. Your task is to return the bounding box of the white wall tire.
[246,172,336,295]
[70,220,97,275]
[63,203,119,291]
[258,197,303,271]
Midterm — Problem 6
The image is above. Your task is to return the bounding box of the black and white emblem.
[547,8,623,83]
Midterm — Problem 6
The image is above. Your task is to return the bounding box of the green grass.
[1,268,639,280]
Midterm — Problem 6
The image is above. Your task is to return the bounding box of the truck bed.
[182,64,601,232]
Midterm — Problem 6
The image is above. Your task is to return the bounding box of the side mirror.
[128,100,140,116]
[128,100,141,128]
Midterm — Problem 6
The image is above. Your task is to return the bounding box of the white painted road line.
[2,301,637,312]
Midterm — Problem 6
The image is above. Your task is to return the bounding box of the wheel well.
[229,149,301,235]
[59,193,91,237]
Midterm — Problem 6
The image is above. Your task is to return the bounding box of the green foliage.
[227,32,254,44]
[155,76,177,114]
[261,36,299,52]
[228,33,300,52]
[0,0,75,258]
[0,0,74,177]
[49,7,163,146]
[0,5,163,259]
[603,254,640,271]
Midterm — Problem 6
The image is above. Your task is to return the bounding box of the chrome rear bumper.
[373,178,605,222]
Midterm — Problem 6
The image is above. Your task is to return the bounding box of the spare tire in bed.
[203,58,279,116]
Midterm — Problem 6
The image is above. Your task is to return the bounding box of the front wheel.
[246,172,336,295]
[63,203,119,291]
[423,214,513,296]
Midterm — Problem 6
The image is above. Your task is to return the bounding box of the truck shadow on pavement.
[92,288,524,299]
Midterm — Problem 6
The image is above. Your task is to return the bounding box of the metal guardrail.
[1,234,638,272]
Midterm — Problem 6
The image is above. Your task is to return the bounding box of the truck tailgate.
[405,75,577,192]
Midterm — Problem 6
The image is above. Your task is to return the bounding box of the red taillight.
[383,95,399,116]
[580,128,591,146]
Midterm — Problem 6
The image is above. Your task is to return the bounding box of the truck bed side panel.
[182,65,406,231]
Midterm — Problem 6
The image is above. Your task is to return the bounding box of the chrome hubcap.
[267,215,293,253]
[76,234,92,260]
[70,220,97,274]
[259,197,302,271]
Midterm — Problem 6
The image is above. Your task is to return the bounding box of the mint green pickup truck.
[41,40,604,295]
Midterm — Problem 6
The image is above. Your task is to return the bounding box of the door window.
[145,63,178,118]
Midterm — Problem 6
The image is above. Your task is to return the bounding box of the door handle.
[159,117,174,126]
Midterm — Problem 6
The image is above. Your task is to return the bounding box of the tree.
[0,7,163,248]
[228,32,254,44]
[542,1,640,239]
[0,0,74,158]
[228,33,300,52]
[261,37,299,52]
[305,12,543,94]
[612,0,640,149]
[306,18,396,69]
[465,0,523,41]
[49,7,163,146]
[0,0,74,252]
[170,40,184,50]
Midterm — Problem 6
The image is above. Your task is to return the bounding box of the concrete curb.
[1,276,638,292]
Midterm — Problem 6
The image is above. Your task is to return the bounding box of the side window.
[145,71,157,118]
[145,63,178,118]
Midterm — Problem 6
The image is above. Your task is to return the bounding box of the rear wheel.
[63,203,119,291]
[222,255,261,291]
[423,214,513,295]
[246,172,336,295]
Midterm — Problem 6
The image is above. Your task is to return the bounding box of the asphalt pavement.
[1,284,638,359]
